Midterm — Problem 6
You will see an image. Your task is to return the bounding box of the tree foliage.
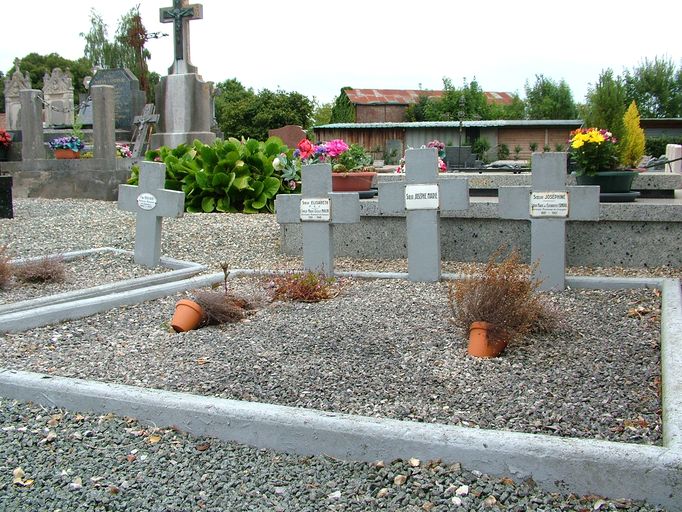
[488,93,526,120]
[583,69,626,138]
[330,87,355,123]
[214,79,314,140]
[524,75,577,119]
[623,56,682,118]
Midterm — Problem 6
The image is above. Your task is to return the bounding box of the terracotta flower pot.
[467,321,508,358]
[171,299,204,332]
[331,171,377,192]
[54,148,80,159]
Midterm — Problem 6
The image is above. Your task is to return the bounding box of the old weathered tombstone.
[130,104,160,157]
[498,152,600,290]
[151,0,215,149]
[378,148,469,282]
[118,161,185,267]
[268,125,306,148]
[19,89,45,161]
[275,164,360,275]
[91,85,116,164]
[4,58,32,130]
[86,68,145,131]
[42,68,74,127]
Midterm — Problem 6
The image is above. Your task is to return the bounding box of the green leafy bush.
[128,137,297,214]
[645,136,682,158]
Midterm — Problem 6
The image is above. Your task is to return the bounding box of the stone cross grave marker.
[118,161,185,267]
[131,104,160,157]
[378,148,469,282]
[160,0,203,74]
[498,152,600,290]
[275,164,360,276]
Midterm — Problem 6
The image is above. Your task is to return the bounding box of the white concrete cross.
[498,152,600,290]
[378,148,469,282]
[275,164,360,276]
[118,161,185,267]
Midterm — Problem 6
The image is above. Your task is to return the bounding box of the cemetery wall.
[280,199,682,267]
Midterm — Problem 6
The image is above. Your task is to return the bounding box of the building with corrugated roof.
[342,88,514,123]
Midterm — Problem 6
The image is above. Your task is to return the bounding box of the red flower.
[297,139,315,159]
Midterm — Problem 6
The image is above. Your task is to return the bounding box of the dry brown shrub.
[266,271,341,302]
[193,290,257,325]
[447,247,555,343]
[0,245,11,289]
[12,255,66,283]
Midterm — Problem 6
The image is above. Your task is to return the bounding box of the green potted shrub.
[620,101,646,170]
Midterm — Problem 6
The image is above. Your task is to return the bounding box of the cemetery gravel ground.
[0,198,676,511]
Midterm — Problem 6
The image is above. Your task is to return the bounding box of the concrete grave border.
[0,271,680,507]
[0,247,205,332]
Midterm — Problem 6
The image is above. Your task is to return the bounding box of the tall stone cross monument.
[160,0,202,75]
[378,148,469,282]
[118,162,185,267]
[498,152,600,290]
[151,0,216,149]
[275,164,360,276]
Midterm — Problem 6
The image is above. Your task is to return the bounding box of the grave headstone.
[92,85,116,163]
[665,144,682,174]
[275,164,360,275]
[86,68,145,131]
[4,58,32,130]
[131,104,160,158]
[42,68,74,127]
[385,139,403,164]
[268,125,306,148]
[445,146,475,170]
[19,89,45,161]
[118,161,185,267]
[498,152,600,290]
[151,0,215,149]
[378,148,469,282]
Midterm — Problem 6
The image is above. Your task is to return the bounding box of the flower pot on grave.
[467,321,508,358]
[171,299,204,332]
[575,171,636,193]
[54,148,80,160]
[331,171,377,192]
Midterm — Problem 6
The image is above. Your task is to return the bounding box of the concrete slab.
[0,272,680,507]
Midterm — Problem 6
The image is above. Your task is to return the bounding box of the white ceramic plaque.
[405,184,439,210]
[529,191,569,217]
[137,192,157,211]
[300,198,331,221]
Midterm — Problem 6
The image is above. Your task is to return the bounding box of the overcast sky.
[2,0,680,105]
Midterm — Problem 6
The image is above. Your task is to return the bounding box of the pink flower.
[438,158,447,172]
[325,139,349,158]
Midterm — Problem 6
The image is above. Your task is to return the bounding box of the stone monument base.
[151,73,216,150]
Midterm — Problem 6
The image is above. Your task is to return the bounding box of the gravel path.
[0,198,676,510]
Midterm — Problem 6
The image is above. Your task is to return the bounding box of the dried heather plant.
[267,271,341,303]
[0,245,11,289]
[447,247,552,343]
[193,289,257,326]
[12,255,66,283]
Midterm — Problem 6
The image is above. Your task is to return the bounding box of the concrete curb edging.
[0,368,679,508]
[0,248,206,332]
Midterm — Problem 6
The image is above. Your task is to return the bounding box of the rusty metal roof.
[344,89,514,106]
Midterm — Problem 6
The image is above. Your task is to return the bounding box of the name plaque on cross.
[405,184,439,210]
[529,191,569,218]
[137,193,158,211]
[300,198,331,221]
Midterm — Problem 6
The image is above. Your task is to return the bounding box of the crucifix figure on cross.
[118,161,185,267]
[498,152,600,290]
[275,164,361,276]
[160,0,203,74]
[378,148,470,282]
